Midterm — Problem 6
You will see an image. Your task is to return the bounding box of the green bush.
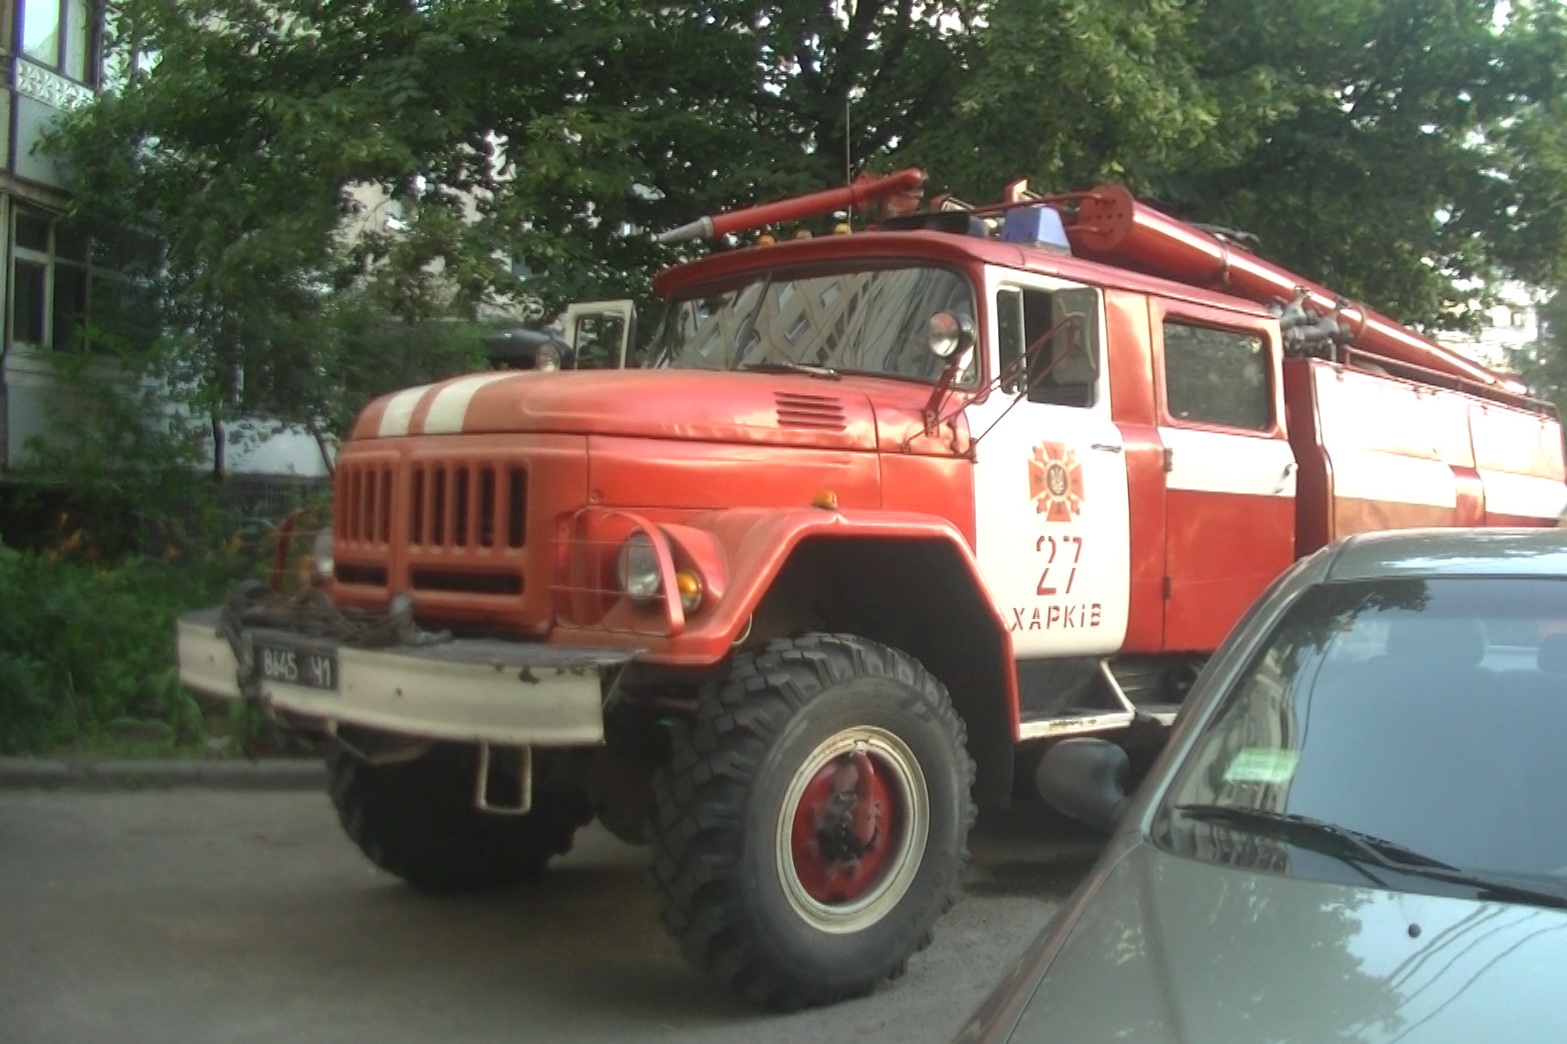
[0,540,245,754]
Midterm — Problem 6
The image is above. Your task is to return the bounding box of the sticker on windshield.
[1223,748,1300,785]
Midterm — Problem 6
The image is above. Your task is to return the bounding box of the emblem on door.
[1029,441,1086,521]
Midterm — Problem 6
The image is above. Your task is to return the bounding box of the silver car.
[958,528,1567,1044]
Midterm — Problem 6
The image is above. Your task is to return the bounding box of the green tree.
[44,0,990,433]
[899,0,1227,197]
[45,0,532,435]
[46,0,1567,420]
[1507,291,1567,419]
[1169,0,1567,330]
[906,0,1567,331]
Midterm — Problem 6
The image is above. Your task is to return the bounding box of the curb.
[0,757,327,791]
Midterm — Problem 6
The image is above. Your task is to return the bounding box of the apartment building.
[0,0,127,470]
[0,1,332,486]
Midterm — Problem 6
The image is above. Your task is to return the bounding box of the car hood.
[991,842,1567,1044]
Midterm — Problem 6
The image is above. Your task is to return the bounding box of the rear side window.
[1163,321,1269,430]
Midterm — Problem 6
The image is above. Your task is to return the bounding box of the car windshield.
[649,265,977,384]
[1157,576,1567,893]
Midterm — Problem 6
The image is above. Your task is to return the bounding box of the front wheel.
[649,634,975,1009]
[328,743,591,892]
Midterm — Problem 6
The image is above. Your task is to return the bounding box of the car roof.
[1324,527,1567,582]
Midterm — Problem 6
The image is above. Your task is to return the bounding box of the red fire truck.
[178,169,1567,1009]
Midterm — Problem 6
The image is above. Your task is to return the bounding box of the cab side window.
[1163,320,1269,430]
[996,286,1100,408]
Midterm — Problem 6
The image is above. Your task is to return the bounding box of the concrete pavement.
[0,755,327,790]
[0,789,1101,1044]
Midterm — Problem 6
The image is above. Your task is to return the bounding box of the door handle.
[1089,443,1123,454]
[1274,460,1297,494]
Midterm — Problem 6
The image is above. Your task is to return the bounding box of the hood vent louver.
[775,391,849,432]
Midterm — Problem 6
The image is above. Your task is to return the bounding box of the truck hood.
[353,369,965,454]
[986,842,1567,1044]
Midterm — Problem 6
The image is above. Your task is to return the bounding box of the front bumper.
[177,608,637,746]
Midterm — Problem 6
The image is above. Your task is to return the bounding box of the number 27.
[1036,535,1083,595]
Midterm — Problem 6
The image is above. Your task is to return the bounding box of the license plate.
[255,641,339,692]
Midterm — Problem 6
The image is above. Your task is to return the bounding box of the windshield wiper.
[738,361,841,380]
[1175,804,1567,909]
[1175,804,1397,887]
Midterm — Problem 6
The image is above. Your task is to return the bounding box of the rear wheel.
[328,743,591,892]
[649,634,975,1009]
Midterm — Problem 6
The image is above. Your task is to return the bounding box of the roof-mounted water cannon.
[654,168,928,245]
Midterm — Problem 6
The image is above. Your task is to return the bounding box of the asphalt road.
[0,788,1102,1044]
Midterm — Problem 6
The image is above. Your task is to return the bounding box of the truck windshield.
[650,265,977,384]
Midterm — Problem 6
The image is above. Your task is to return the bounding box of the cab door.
[1153,300,1295,651]
[561,300,636,368]
[969,272,1131,660]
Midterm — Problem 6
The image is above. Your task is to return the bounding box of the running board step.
[1017,708,1134,740]
[1134,703,1181,726]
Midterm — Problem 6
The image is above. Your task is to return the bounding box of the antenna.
[845,95,852,186]
[842,0,852,187]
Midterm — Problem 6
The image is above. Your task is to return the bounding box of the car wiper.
[1174,804,1397,887]
[738,361,841,379]
[1175,804,1567,909]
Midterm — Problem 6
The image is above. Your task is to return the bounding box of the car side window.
[1163,320,1269,430]
[996,286,1100,408]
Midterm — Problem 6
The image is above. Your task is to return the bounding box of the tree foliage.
[1507,290,1567,420]
[911,0,1567,332]
[43,0,1567,430]
[1172,0,1567,332]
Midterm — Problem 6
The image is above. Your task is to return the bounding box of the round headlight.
[535,343,562,372]
[927,310,970,359]
[616,531,662,603]
[312,529,334,582]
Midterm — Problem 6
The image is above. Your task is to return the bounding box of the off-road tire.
[649,633,976,1009]
[328,744,590,892]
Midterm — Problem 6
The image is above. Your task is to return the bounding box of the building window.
[20,0,96,82]
[10,207,127,352]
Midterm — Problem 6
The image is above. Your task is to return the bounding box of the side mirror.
[1036,738,1131,833]
[1054,287,1100,378]
[1060,312,1099,377]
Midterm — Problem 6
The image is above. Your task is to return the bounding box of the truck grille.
[335,457,530,599]
[341,463,394,547]
[408,462,528,551]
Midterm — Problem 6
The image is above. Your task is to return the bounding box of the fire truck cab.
[177,171,1567,1010]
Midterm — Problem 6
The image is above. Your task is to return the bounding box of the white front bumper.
[177,609,634,747]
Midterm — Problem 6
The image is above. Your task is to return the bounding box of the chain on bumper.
[219,580,449,699]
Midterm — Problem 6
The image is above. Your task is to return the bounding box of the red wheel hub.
[789,751,902,904]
